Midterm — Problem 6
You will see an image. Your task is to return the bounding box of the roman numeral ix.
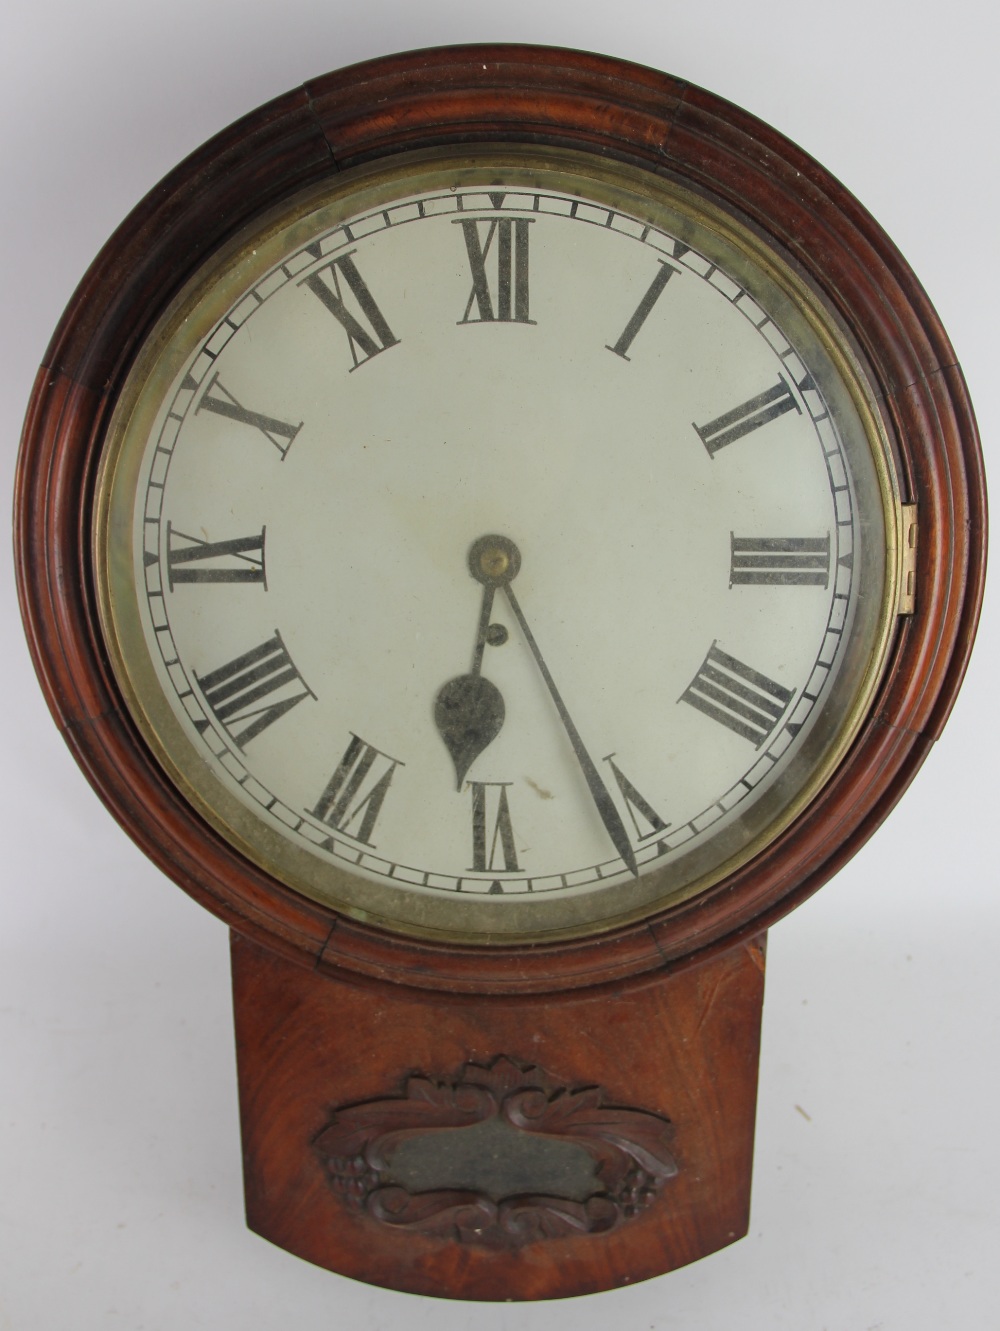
[730,535,831,587]
[195,632,314,749]
[455,204,534,325]
[166,523,266,588]
[311,734,402,847]
[681,643,793,747]
[302,251,399,369]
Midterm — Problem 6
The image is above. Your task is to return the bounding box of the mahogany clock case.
[15,45,985,995]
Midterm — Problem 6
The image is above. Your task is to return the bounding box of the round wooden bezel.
[14,45,985,996]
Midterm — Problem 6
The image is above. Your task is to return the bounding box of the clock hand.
[434,537,518,790]
[498,568,640,881]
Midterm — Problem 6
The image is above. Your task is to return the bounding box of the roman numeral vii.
[311,734,402,847]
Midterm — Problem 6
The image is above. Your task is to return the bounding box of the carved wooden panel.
[314,1056,677,1246]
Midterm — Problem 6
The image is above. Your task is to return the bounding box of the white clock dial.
[99,152,898,941]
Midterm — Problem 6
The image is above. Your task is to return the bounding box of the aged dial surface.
[98,152,897,941]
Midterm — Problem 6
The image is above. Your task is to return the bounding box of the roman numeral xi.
[302,251,399,370]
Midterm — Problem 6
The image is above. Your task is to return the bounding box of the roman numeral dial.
[121,171,868,917]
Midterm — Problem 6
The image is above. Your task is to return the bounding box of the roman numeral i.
[606,260,680,360]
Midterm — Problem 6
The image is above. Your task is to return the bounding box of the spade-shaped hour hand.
[433,535,638,877]
[434,674,505,791]
[433,535,519,789]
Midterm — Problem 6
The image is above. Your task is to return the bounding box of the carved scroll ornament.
[313,1056,677,1247]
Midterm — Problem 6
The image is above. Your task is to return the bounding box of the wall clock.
[14,44,985,1301]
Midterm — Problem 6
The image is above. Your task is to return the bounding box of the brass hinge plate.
[898,504,917,615]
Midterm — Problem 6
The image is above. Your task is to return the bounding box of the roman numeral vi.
[469,781,520,878]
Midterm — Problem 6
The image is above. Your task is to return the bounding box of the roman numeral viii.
[730,535,831,587]
[196,374,302,459]
[680,643,793,747]
[302,251,399,369]
[195,632,314,749]
[311,734,402,847]
[455,206,534,325]
[166,523,266,588]
[694,374,805,457]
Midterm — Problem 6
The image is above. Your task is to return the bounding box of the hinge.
[897,505,917,615]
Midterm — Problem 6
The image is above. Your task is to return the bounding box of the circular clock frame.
[15,45,985,996]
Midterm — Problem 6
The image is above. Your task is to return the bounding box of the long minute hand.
[502,584,639,879]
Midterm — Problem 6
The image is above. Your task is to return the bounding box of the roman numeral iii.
[680,643,793,746]
[730,535,831,587]
[195,632,314,749]
[302,251,399,369]
[311,734,402,847]
[455,208,534,325]
[166,523,266,588]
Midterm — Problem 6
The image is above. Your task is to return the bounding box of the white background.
[1,1,995,1327]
